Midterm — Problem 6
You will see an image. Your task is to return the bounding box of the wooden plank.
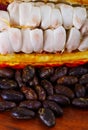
[0,107,87,130]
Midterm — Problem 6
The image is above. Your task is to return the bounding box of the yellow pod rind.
[1,0,88,5]
[0,51,88,68]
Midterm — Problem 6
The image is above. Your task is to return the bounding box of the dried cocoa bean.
[55,85,75,99]
[1,90,24,102]
[0,68,14,78]
[50,67,67,82]
[19,100,42,110]
[11,107,35,119]
[79,74,88,84]
[47,94,70,106]
[0,101,16,111]
[69,66,88,76]
[0,79,18,90]
[21,86,37,100]
[72,98,88,108]
[41,79,54,95]
[75,84,86,98]
[57,76,78,85]
[38,108,55,127]
[35,85,46,101]
[43,100,63,116]
[22,66,35,82]
[39,67,54,78]
[15,70,24,87]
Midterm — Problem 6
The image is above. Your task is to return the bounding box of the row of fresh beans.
[0,64,88,127]
[0,2,88,54]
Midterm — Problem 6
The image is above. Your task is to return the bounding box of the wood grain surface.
[0,107,88,130]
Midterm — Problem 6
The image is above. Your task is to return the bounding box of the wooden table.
[0,107,88,130]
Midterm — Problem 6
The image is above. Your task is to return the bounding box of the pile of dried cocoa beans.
[0,64,88,127]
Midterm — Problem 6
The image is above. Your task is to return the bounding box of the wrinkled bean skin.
[43,100,63,117]
[21,86,37,100]
[15,70,24,87]
[41,80,54,95]
[50,67,67,82]
[55,85,75,99]
[57,76,78,85]
[19,100,42,110]
[22,66,35,82]
[39,67,54,78]
[38,108,56,127]
[75,84,86,98]
[0,79,18,90]
[0,101,16,111]
[69,67,88,76]
[1,90,24,102]
[47,94,70,106]
[11,107,35,119]
[79,74,88,84]
[0,68,14,78]
[35,85,46,101]
[28,76,39,86]
[72,98,88,108]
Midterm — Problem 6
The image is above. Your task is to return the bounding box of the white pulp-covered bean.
[44,26,66,52]
[30,29,43,52]
[78,36,88,51]
[7,2,20,25]
[73,7,87,29]
[66,27,81,52]
[0,11,10,31]
[21,29,33,53]
[8,28,22,52]
[0,31,13,54]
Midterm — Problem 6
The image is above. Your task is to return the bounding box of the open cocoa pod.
[0,0,88,68]
[1,0,88,5]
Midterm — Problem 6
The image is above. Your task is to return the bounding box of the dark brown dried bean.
[35,85,46,101]
[15,70,24,87]
[0,68,14,78]
[50,67,67,82]
[75,84,86,98]
[41,80,54,95]
[11,107,35,119]
[38,108,55,127]
[55,85,75,99]
[69,66,88,76]
[39,67,54,78]
[0,101,16,111]
[72,98,88,108]
[47,94,70,106]
[1,90,24,102]
[0,79,18,90]
[79,74,88,84]
[57,76,78,85]
[28,76,39,86]
[43,100,63,117]
[21,86,37,100]
[22,66,35,82]
[19,100,42,110]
